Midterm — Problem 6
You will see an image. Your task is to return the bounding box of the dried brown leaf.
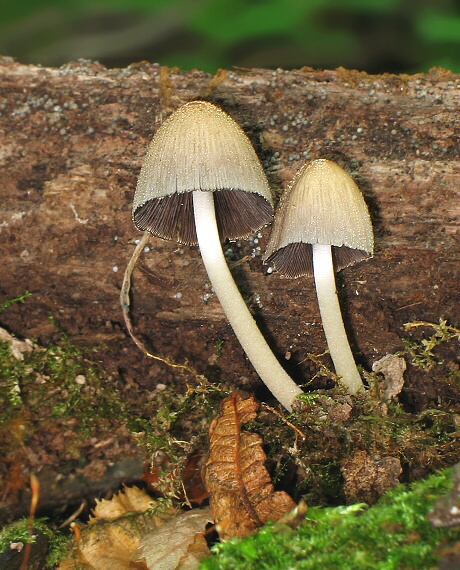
[132,508,213,570]
[89,485,159,523]
[59,488,180,569]
[59,513,153,570]
[142,450,210,505]
[203,391,296,539]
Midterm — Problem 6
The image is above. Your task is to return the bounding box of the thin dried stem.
[262,403,307,443]
[120,231,204,385]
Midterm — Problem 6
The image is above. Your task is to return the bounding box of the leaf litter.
[59,392,298,569]
[203,391,296,539]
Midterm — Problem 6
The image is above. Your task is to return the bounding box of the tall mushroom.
[264,159,374,394]
[132,100,303,411]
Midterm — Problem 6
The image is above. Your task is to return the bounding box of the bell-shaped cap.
[264,159,374,278]
[132,101,273,245]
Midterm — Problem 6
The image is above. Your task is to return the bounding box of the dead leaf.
[59,487,180,570]
[89,485,159,523]
[59,515,151,570]
[203,391,296,539]
[132,508,213,570]
[142,450,209,506]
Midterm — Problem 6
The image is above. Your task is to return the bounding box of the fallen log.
[0,58,458,395]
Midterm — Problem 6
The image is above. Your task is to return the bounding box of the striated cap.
[132,100,273,245]
[264,159,374,278]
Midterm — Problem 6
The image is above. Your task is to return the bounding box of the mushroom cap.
[133,100,273,245]
[263,159,374,278]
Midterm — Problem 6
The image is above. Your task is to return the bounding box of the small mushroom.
[264,159,374,394]
[132,100,303,411]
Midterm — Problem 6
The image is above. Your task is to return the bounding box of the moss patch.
[201,467,460,569]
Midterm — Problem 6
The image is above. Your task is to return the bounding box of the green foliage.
[1,0,459,72]
[416,12,460,43]
[201,468,460,569]
[189,0,310,43]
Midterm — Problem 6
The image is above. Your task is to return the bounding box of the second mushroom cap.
[264,158,374,277]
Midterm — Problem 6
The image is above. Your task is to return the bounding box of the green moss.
[0,300,458,568]
[253,378,459,506]
[401,320,460,373]
[0,310,233,502]
[201,468,460,569]
[0,329,230,496]
[0,335,127,436]
[1,303,458,524]
[0,517,70,569]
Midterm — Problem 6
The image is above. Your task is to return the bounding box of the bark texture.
[0,57,459,394]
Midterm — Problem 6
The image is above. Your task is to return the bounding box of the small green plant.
[402,319,460,371]
[0,292,32,313]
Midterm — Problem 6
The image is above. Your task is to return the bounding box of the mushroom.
[132,100,303,411]
[263,159,374,394]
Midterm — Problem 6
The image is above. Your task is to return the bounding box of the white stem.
[312,243,364,394]
[193,190,303,411]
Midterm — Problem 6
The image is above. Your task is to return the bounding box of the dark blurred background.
[1,0,460,73]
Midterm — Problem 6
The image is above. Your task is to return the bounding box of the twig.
[120,231,205,386]
[19,473,39,570]
[262,403,306,443]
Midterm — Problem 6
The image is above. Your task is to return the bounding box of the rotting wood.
[0,58,458,394]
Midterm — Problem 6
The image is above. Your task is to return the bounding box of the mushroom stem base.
[312,243,364,394]
[193,190,303,411]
